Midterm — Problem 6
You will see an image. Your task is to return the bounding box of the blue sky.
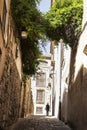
[38,0,51,54]
[38,0,51,13]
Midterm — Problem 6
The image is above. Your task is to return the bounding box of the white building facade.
[31,55,52,116]
[50,40,71,121]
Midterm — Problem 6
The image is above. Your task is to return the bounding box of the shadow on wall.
[61,21,87,130]
[69,45,78,88]
[69,21,87,89]
[61,88,68,123]
[68,65,87,130]
[67,21,87,130]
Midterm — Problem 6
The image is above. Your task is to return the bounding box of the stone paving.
[6,115,72,130]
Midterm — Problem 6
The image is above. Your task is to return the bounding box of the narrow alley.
[6,116,72,130]
[0,0,87,130]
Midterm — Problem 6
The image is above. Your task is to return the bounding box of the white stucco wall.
[53,42,71,120]
[31,55,52,116]
[74,0,87,81]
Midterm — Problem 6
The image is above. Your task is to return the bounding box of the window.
[36,90,45,104]
[0,16,1,27]
[15,46,19,58]
[36,73,46,87]
[36,107,43,114]
[2,0,7,33]
[0,48,2,57]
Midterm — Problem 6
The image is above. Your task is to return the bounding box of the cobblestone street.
[7,116,72,130]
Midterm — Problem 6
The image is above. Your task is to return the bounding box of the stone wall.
[0,54,21,128]
[0,0,22,128]
[0,25,6,79]
[19,78,34,118]
[0,0,34,129]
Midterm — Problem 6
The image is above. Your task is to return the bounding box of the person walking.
[46,103,50,116]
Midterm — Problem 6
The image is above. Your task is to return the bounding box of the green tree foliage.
[11,0,45,75]
[21,38,41,75]
[45,0,83,48]
[11,0,83,75]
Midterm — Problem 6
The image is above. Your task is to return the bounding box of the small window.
[0,48,2,56]
[2,0,7,33]
[36,107,43,114]
[15,46,19,58]
[36,90,45,104]
[0,16,1,27]
[36,73,46,87]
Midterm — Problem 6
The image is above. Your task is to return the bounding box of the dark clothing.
[46,104,50,116]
